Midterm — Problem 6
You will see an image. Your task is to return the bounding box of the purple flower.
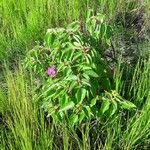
[47,66,56,77]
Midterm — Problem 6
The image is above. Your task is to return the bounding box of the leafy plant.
[24,10,136,126]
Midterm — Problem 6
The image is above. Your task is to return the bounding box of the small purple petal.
[47,67,52,75]
[47,66,57,77]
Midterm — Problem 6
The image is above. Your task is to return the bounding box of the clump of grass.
[0,0,82,61]
[0,0,149,63]
[0,65,54,150]
[110,50,150,149]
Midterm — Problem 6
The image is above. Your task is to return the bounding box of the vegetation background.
[0,0,150,150]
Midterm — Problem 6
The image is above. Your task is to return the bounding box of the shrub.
[24,10,136,126]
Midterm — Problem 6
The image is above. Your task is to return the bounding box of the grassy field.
[0,0,150,150]
[0,0,149,61]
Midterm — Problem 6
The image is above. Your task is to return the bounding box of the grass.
[0,65,55,150]
[0,51,150,149]
[0,0,150,149]
[0,65,98,150]
[0,0,80,61]
[112,53,150,149]
[0,0,149,62]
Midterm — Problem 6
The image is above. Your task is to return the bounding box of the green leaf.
[46,32,56,47]
[73,34,82,44]
[85,70,99,78]
[75,88,87,103]
[60,94,69,108]
[81,78,91,87]
[120,100,136,110]
[78,111,85,124]
[100,98,110,114]
[80,65,92,71]
[90,96,98,107]
[74,42,81,47]
[68,49,75,61]
[67,21,80,31]
[116,95,136,110]
[68,81,78,92]
[86,9,93,23]
[66,75,78,81]
[69,114,78,127]
[83,105,93,117]
[72,52,82,61]
[109,100,118,117]
[82,73,90,80]
[44,89,56,100]
[59,101,75,112]
[85,54,93,64]
[53,88,64,99]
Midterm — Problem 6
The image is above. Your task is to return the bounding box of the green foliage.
[0,66,69,150]
[1,1,150,149]
[24,11,136,126]
[1,55,150,149]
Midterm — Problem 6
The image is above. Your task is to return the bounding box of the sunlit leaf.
[78,111,85,124]
[120,100,136,110]
[66,75,78,81]
[109,100,118,117]
[83,105,93,117]
[69,114,78,127]
[75,88,87,103]
[90,96,98,107]
[85,70,99,78]
[59,101,75,112]
[100,98,110,114]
